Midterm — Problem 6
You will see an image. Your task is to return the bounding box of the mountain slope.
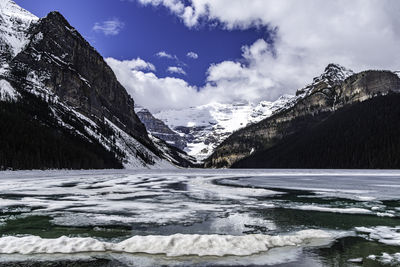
[0,0,193,169]
[0,90,123,170]
[135,107,187,151]
[205,64,400,168]
[0,0,37,67]
[233,94,400,169]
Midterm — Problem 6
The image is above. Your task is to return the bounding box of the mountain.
[0,0,37,67]
[205,64,400,168]
[149,96,294,161]
[135,107,187,151]
[232,93,400,169]
[0,0,194,169]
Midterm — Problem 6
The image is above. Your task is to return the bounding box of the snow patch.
[0,0,38,57]
[0,79,19,101]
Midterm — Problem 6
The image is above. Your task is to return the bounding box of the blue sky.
[15,0,270,87]
[13,0,400,112]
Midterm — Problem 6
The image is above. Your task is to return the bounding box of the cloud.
[134,0,400,99]
[106,43,282,112]
[156,51,174,59]
[156,51,187,68]
[106,57,156,72]
[106,57,202,111]
[93,18,125,36]
[187,51,198,59]
[113,0,400,112]
[167,66,186,75]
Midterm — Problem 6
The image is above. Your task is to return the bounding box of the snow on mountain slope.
[0,0,38,59]
[153,95,294,161]
[21,72,172,169]
[135,107,187,151]
[0,79,19,101]
[295,63,354,99]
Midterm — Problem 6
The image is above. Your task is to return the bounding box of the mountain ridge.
[232,93,400,169]
[205,64,400,168]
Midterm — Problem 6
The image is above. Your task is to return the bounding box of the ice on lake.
[0,169,399,266]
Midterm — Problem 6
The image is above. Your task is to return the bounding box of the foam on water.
[0,230,332,257]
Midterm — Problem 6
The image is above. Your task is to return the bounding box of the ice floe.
[0,229,332,257]
[356,226,400,246]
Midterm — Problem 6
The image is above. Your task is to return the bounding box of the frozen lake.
[0,169,399,266]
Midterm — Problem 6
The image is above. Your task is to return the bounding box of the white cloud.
[135,0,400,100]
[106,57,203,111]
[156,51,187,68]
[156,51,174,59]
[106,43,282,112]
[93,18,125,36]
[187,51,198,59]
[106,57,156,72]
[167,66,186,75]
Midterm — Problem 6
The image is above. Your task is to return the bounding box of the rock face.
[10,11,151,148]
[135,107,187,151]
[205,64,400,168]
[0,1,195,169]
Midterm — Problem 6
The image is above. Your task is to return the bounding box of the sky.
[14,0,400,112]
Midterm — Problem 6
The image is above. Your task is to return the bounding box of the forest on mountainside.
[0,92,123,170]
[233,94,400,169]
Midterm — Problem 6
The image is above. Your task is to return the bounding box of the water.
[0,169,399,266]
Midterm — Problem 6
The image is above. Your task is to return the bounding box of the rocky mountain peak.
[321,63,354,83]
[296,63,353,97]
[9,10,154,149]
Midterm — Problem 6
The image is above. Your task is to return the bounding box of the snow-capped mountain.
[137,64,356,162]
[295,63,354,99]
[150,95,294,161]
[0,0,195,169]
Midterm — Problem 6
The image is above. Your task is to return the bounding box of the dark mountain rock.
[136,108,187,150]
[9,11,153,151]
